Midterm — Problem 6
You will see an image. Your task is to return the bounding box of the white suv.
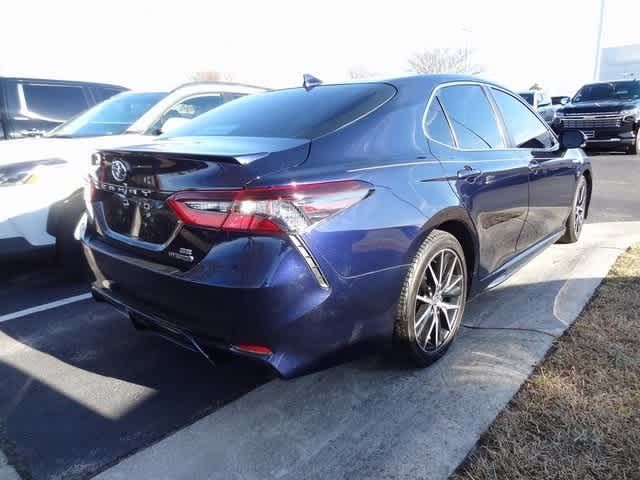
[0,81,266,263]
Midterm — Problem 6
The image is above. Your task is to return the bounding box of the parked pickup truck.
[553,80,640,155]
[0,77,127,141]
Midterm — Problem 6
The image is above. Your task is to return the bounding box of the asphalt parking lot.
[1,153,639,480]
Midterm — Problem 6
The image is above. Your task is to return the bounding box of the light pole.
[593,0,606,81]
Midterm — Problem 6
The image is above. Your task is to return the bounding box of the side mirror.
[560,96,570,105]
[560,129,586,149]
[158,117,189,135]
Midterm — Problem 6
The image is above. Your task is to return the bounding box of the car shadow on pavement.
[0,252,635,480]
[0,302,272,480]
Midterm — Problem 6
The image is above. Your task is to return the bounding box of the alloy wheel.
[575,182,586,235]
[413,248,465,352]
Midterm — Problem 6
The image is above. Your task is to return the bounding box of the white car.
[0,82,266,263]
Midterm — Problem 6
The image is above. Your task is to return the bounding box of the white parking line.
[0,293,93,324]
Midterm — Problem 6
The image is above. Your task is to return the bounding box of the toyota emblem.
[111,159,128,183]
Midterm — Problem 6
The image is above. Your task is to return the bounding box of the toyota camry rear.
[81,76,590,378]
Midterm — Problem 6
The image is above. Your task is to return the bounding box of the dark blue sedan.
[81,74,591,378]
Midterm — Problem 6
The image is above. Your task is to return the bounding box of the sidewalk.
[95,222,640,480]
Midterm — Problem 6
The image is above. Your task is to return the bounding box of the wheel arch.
[582,168,593,219]
[409,207,479,292]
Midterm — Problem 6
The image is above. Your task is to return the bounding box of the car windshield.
[47,92,166,138]
[162,83,396,140]
[519,93,535,105]
[572,81,640,102]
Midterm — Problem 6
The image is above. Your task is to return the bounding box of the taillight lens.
[167,180,372,234]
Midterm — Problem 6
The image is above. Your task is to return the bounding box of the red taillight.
[166,180,372,234]
[232,344,273,356]
[167,191,233,229]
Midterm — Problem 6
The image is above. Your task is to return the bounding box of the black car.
[0,77,127,140]
[553,80,640,155]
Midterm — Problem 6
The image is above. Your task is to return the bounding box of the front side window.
[166,95,225,121]
[150,94,227,133]
[424,98,453,146]
[437,85,504,150]
[18,83,89,121]
[164,83,396,140]
[491,88,555,149]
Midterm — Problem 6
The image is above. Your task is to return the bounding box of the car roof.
[166,81,269,96]
[580,79,639,86]
[0,76,127,89]
[125,82,268,134]
[286,74,510,105]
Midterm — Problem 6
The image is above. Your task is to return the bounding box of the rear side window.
[491,88,556,149]
[164,83,396,140]
[438,85,504,149]
[7,82,89,121]
[424,98,454,146]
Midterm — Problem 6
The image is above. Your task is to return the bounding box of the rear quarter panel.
[257,82,463,279]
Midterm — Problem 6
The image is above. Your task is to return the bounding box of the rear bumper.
[82,232,406,377]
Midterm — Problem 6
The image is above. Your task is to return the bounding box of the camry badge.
[111,159,128,183]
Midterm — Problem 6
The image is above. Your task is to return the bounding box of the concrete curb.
[0,450,20,480]
[94,222,640,480]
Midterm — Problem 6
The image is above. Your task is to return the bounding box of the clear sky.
[1,0,638,96]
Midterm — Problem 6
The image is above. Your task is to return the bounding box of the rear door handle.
[457,166,482,179]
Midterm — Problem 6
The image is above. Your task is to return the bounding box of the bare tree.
[408,47,482,75]
[347,66,377,79]
[190,70,234,82]
[529,83,544,91]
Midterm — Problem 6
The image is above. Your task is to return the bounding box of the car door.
[488,87,578,252]
[426,83,530,280]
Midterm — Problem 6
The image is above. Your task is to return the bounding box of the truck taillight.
[167,180,372,234]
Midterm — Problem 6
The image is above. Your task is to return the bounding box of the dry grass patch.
[453,245,640,480]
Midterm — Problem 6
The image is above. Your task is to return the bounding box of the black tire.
[54,193,89,277]
[558,175,587,244]
[394,229,468,366]
[625,130,640,155]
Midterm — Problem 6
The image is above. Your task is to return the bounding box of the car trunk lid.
[91,136,309,257]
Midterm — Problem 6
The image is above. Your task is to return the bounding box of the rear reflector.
[167,180,372,234]
[232,344,273,356]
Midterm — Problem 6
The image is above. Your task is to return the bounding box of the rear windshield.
[573,81,640,102]
[162,83,396,140]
